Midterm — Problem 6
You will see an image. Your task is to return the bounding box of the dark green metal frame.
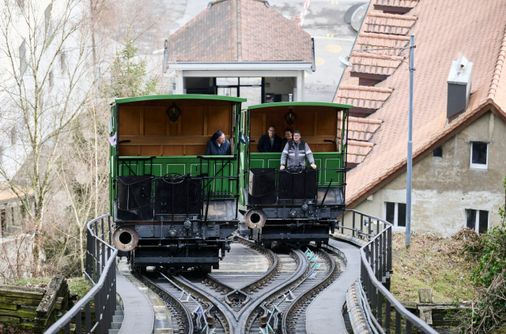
[109,94,245,220]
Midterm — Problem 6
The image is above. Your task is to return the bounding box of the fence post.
[44,214,117,334]
[340,210,437,334]
[85,229,94,278]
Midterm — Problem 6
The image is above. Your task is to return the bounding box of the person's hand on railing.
[280,165,286,171]
[310,163,317,170]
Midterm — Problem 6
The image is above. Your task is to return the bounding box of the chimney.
[447,55,473,119]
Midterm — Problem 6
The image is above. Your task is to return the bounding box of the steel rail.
[233,236,280,294]
[139,273,195,334]
[281,247,340,334]
[171,274,233,334]
[241,250,308,334]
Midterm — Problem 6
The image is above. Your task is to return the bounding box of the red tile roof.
[335,0,506,207]
[346,116,383,142]
[167,0,313,64]
[364,12,417,36]
[375,0,419,6]
[374,0,420,12]
[350,52,404,77]
[341,116,382,164]
[335,85,393,110]
[356,32,410,56]
[347,140,375,164]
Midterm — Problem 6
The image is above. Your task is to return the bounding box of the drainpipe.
[406,34,415,248]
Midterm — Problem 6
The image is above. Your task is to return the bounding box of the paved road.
[271,0,366,101]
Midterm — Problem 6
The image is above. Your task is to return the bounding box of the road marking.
[325,44,343,54]
[316,56,326,66]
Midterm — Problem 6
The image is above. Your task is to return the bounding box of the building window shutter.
[398,203,406,227]
[386,202,395,224]
[478,210,488,234]
[466,209,476,230]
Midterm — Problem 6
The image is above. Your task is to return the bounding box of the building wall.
[0,0,90,182]
[346,111,506,236]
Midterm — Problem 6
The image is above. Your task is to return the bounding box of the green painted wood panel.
[249,152,344,186]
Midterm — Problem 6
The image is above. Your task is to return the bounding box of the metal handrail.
[339,209,438,333]
[45,214,118,334]
[360,251,438,333]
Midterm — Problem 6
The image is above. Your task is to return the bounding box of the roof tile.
[335,0,506,206]
[350,52,403,77]
[488,27,506,111]
[364,12,417,36]
[167,0,313,64]
[335,85,393,110]
[374,0,420,10]
[347,141,375,164]
[356,32,410,56]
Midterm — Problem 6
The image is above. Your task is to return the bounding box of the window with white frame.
[465,209,488,234]
[385,202,406,227]
[470,141,488,169]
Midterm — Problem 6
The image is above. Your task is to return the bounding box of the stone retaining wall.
[0,277,70,333]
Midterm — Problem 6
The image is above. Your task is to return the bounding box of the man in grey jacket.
[280,130,317,171]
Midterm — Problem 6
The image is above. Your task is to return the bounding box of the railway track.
[139,273,196,334]
[281,246,342,334]
[140,238,344,334]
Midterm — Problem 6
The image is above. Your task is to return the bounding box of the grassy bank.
[390,230,477,304]
[13,276,91,299]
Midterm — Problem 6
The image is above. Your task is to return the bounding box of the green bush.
[463,176,506,333]
[468,224,506,288]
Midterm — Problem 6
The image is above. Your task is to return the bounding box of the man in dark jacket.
[205,130,231,155]
[257,126,282,152]
[281,128,293,149]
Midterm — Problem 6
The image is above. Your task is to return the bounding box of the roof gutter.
[168,63,313,71]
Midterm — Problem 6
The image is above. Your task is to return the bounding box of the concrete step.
[108,329,119,334]
[113,314,123,322]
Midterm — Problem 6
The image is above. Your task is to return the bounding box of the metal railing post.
[45,214,117,334]
[338,209,438,334]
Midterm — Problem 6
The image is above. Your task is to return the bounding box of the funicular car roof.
[115,94,247,105]
[247,101,352,110]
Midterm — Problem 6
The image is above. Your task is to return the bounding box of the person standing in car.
[280,130,317,171]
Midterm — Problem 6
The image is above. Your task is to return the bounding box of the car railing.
[338,209,438,333]
[45,214,117,334]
